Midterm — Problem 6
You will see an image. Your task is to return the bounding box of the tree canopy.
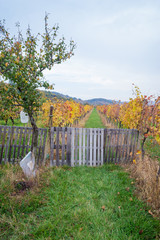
[0,14,76,122]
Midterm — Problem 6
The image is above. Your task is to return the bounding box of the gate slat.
[98,129,100,165]
[101,129,104,165]
[90,128,92,166]
[79,128,82,165]
[83,128,86,165]
[94,128,96,166]
[71,128,75,166]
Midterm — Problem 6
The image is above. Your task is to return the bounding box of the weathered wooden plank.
[26,128,32,153]
[75,128,78,166]
[111,130,116,162]
[50,127,54,166]
[121,131,127,162]
[103,129,107,163]
[86,128,89,166]
[4,127,11,163]
[17,127,23,159]
[79,128,82,165]
[41,128,47,164]
[101,129,104,165]
[62,127,65,165]
[12,127,19,163]
[37,129,44,164]
[93,128,96,166]
[125,130,131,162]
[71,128,75,166]
[108,130,112,162]
[0,127,7,163]
[56,127,60,166]
[21,127,28,158]
[115,129,120,163]
[117,131,123,162]
[105,134,109,163]
[8,127,16,163]
[90,128,92,166]
[66,127,71,166]
[97,128,100,165]
[83,128,86,165]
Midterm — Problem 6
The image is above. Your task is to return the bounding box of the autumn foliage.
[97,86,160,148]
[39,99,93,127]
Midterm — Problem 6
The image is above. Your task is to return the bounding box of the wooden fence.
[0,125,47,164]
[50,127,139,166]
[0,125,139,166]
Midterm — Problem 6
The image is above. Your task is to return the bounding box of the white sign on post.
[20,110,29,123]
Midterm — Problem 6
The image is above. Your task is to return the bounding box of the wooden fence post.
[48,105,54,163]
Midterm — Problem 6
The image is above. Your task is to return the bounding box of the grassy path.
[0,165,160,239]
[0,108,160,239]
[85,108,106,128]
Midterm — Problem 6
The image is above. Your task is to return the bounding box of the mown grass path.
[0,165,160,239]
[85,108,106,128]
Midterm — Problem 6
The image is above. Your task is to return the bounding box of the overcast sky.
[1,0,160,101]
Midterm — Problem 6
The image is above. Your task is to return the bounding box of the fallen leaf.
[129,198,133,201]
[136,150,141,155]
[101,206,105,211]
[79,227,83,232]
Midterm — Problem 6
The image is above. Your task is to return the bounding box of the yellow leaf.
[136,150,141,155]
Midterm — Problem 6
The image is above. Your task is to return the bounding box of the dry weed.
[124,156,160,218]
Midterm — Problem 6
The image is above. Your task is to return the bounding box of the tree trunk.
[29,114,39,167]
[10,117,14,125]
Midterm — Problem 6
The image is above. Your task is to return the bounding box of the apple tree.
[0,14,76,165]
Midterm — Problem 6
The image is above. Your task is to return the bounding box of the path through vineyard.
[84,108,106,128]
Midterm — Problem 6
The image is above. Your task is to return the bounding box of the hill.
[43,91,117,105]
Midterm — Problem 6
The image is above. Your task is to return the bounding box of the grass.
[0,164,160,240]
[85,108,106,128]
[0,117,46,128]
[0,118,26,127]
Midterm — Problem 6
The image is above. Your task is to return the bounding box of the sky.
[0,0,160,101]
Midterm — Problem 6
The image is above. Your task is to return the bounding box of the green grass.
[0,164,159,239]
[85,108,106,128]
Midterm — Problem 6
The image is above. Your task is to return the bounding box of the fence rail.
[0,125,47,164]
